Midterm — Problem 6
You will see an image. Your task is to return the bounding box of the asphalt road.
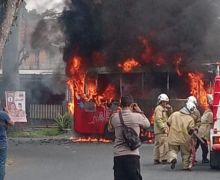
[5,139,220,180]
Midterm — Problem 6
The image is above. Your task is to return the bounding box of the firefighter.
[168,101,196,170]
[187,96,201,130]
[196,94,213,163]
[153,93,173,164]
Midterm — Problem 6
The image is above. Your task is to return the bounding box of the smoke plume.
[60,0,220,70]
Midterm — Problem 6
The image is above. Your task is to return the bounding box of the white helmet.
[207,94,213,105]
[187,96,197,106]
[157,93,169,104]
[186,101,196,113]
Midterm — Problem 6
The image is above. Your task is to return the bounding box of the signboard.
[5,91,27,122]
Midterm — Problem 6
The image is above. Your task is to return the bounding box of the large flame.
[188,72,209,109]
[66,80,75,114]
[86,78,98,100]
[67,55,117,112]
[66,56,86,113]
[67,56,86,96]
[95,84,117,105]
[139,36,166,66]
[118,58,140,72]
[102,84,117,101]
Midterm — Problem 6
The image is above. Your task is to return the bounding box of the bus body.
[73,96,113,137]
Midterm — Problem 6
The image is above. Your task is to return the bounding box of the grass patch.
[8,127,62,138]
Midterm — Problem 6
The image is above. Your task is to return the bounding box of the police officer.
[108,95,150,180]
[153,93,172,164]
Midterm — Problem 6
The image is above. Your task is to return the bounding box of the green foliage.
[54,112,72,132]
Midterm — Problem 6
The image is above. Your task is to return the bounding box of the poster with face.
[5,91,27,122]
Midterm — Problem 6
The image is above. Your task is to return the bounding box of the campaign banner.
[5,91,27,122]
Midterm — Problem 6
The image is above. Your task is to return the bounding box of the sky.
[25,0,66,13]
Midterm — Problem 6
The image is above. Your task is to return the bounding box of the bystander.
[0,108,14,180]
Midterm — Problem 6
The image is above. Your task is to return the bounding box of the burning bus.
[66,56,213,142]
[67,58,156,140]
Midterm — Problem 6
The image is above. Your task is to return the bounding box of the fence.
[9,104,65,129]
[29,104,64,120]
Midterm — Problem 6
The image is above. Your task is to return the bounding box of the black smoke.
[60,0,103,64]
[60,0,220,69]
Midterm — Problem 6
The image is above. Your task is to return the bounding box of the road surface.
[5,139,220,180]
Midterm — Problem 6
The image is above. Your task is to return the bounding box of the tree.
[0,0,23,58]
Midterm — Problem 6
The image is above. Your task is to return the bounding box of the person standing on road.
[196,94,213,163]
[108,95,150,180]
[153,93,173,164]
[0,108,14,180]
[167,102,196,171]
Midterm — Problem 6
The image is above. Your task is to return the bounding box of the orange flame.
[68,56,82,75]
[139,36,166,66]
[95,84,117,106]
[188,72,209,109]
[67,56,86,96]
[118,58,140,72]
[67,79,75,114]
[86,78,97,100]
[102,84,117,101]
[68,102,74,114]
[67,55,117,110]
[66,56,86,113]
